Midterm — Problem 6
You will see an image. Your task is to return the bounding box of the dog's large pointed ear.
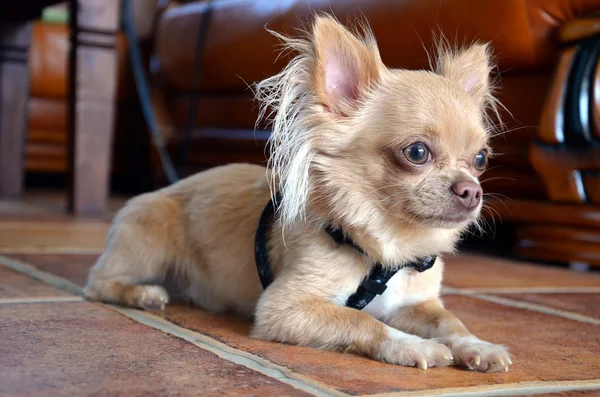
[311,16,383,116]
[436,44,492,107]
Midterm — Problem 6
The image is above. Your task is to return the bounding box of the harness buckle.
[361,278,388,295]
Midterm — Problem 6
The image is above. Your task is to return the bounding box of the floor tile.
[495,294,600,319]
[0,221,109,253]
[5,254,99,287]
[444,254,600,289]
[0,266,71,298]
[6,254,599,394]
[156,295,600,395]
[514,390,600,396]
[0,302,310,397]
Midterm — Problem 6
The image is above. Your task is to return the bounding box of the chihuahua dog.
[84,15,511,372]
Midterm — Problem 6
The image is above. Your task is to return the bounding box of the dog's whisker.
[488,124,535,138]
[480,176,516,184]
[483,193,513,211]
[482,204,503,227]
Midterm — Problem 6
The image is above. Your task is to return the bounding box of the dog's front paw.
[379,334,454,370]
[135,285,170,310]
[448,336,512,372]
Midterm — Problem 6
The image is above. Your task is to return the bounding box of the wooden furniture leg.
[68,0,120,216]
[0,23,32,198]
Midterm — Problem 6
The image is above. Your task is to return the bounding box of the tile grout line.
[367,379,600,397]
[0,296,84,305]
[442,286,600,294]
[0,254,344,397]
[0,255,83,296]
[449,290,600,325]
[2,254,599,397]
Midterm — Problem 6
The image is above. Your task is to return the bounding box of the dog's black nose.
[452,181,482,210]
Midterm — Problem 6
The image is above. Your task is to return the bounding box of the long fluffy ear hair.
[254,14,383,229]
[253,28,315,229]
[431,34,505,133]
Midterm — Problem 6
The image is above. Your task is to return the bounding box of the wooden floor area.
[1,191,599,397]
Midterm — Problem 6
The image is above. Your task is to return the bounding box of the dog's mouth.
[413,212,477,228]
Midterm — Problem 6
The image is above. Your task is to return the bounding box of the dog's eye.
[474,150,488,171]
[403,143,430,165]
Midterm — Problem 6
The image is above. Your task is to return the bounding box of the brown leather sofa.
[141,0,600,267]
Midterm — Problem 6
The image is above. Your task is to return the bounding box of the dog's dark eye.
[403,143,430,165]
[474,150,488,171]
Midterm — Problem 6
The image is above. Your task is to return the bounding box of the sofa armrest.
[532,15,600,204]
[561,15,600,43]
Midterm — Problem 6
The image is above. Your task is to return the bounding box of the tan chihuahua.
[84,15,512,372]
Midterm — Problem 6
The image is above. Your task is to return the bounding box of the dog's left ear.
[436,44,492,107]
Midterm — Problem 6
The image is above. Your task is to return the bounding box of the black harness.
[254,194,437,310]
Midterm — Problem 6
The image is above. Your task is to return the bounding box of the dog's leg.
[83,251,170,311]
[83,194,182,310]
[387,298,512,372]
[253,296,453,369]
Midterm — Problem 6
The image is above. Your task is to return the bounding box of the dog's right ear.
[311,16,383,117]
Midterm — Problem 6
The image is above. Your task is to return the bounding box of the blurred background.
[1,0,599,272]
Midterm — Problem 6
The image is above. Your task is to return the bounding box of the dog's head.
[257,15,497,242]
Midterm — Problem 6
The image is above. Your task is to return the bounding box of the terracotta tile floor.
[1,193,600,397]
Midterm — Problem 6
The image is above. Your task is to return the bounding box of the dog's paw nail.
[474,355,481,366]
[507,358,513,365]
[417,358,428,370]
[443,354,453,361]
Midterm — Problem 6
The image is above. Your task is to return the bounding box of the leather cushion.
[155,0,600,92]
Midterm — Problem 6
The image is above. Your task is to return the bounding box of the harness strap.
[254,193,280,289]
[254,194,437,310]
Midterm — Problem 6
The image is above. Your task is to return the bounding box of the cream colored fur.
[84,15,511,372]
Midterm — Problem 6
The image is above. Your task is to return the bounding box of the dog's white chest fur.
[359,265,442,319]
